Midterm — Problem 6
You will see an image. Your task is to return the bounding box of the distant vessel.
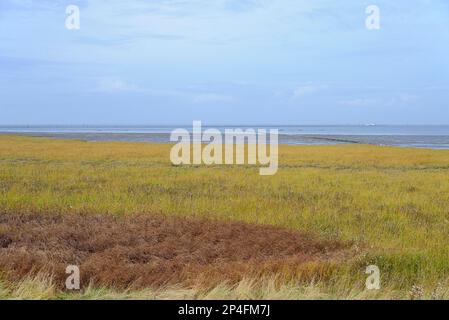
[364,123,376,126]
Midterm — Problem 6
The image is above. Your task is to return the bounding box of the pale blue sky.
[0,0,448,125]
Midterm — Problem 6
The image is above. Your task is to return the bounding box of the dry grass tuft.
[0,212,350,290]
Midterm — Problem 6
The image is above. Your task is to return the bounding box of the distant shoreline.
[2,131,449,150]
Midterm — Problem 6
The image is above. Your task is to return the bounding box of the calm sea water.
[1,125,449,149]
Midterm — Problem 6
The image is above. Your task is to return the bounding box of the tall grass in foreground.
[1,274,448,300]
[1,135,449,296]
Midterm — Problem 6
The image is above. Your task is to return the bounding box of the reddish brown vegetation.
[0,212,350,289]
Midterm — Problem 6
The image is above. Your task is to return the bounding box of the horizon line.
[1,123,449,127]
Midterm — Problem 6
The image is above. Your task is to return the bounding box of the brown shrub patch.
[0,212,351,289]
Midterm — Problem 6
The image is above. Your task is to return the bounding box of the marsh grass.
[1,135,449,297]
[1,274,448,300]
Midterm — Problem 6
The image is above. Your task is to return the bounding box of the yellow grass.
[1,275,448,300]
[1,135,449,298]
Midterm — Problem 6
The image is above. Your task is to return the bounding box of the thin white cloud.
[95,78,142,93]
[338,94,419,107]
[292,85,320,99]
[338,98,378,107]
[192,93,234,103]
[93,78,234,103]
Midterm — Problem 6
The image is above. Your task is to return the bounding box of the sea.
[1,125,449,149]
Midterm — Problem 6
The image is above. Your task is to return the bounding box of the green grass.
[1,135,449,298]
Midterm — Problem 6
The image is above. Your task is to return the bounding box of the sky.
[0,0,448,125]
